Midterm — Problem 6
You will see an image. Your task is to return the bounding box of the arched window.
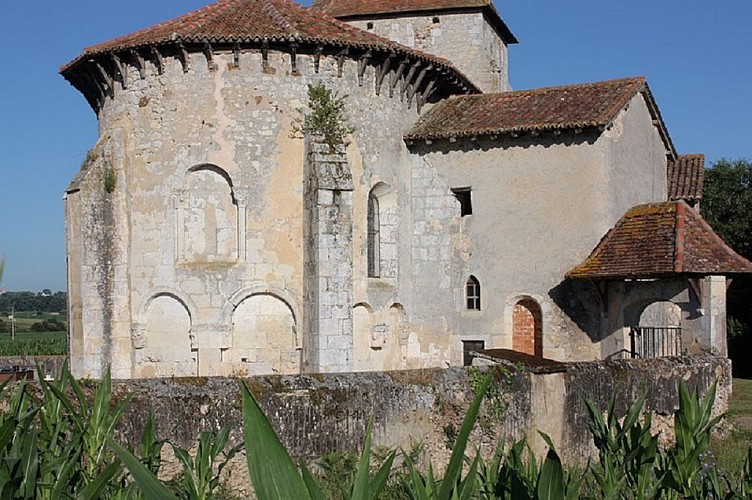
[466,276,481,310]
[512,298,542,357]
[178,165,239,262]
[367,191,380,277]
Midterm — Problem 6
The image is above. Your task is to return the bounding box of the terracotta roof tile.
[475,349,569,374]
[668,154,705,201]
[312,0,517,44]
[567,201,752,279]
[61,0,472,79]
[406,77,649,140]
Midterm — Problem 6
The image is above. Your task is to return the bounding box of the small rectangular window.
[462,340,485,366]
[451,188,472,216]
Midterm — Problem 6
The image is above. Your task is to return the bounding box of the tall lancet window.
[367,191,380,277]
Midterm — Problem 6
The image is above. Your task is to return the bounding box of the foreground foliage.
[0,365,750,498]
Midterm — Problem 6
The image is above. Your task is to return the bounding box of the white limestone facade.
[345,11,512,93]
[63,0,739,379]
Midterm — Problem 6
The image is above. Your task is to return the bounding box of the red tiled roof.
[567,201,752,279]
[312,0,517,44]
[668,154,705,201]
[61,0,473,79]
[405,77,673,145]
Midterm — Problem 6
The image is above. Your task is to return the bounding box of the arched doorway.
[512,298,543,357]
[628,300,682,358]
[227,294,299,376]
[142,295,195,377]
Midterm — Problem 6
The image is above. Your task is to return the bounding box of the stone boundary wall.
[111,356,730,467]
[0,356,67,380]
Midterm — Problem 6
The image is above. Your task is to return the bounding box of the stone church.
[61,0,752,379]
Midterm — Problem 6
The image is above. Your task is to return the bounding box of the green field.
[0,331,68,356]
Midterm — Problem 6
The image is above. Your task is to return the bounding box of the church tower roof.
[61,0,475,78]
[311,0,517,45]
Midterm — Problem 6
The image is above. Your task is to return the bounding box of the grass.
[7,312,67,329]
[711,378,752,485]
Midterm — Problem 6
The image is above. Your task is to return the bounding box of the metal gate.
[630,326,682,358]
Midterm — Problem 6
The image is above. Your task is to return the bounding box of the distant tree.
[703,158,752,376]
[30,318,66,332]
[702,159,752,260]
[0,291,67,314]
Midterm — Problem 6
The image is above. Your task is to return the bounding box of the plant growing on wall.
[104,164,117,194]
[293,84,355,152]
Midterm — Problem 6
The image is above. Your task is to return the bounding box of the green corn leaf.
[140,413,163,474]
[77,461,123,500]
[68,372,90,420]
[458,452,479,500]
[241,381,310,500]
[368,448,395,500]
[300,461,327,500]
[0,419,16,451]
[426,462,437,495]
[19,431,38,499]
[622,393,648,434]
[105,394,133,437]
[51,447,85,499]
[44,380,85,431]
[536,432,565,500]
[109,438,178,500]
[404,454,430,500]
[437,372,490,500]
[211,426,231,460]
[351,420,375,500]
[172,445,198,496]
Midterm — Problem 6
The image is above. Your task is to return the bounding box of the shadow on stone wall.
[109,356,729,468]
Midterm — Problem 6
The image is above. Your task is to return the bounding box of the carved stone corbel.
[131,323,147,349]
[130,49,146,79]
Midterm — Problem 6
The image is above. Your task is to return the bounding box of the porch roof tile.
[668,153,705,201]
[566,200,752,280]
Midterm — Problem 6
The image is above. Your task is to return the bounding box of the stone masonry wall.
[67,47,428,378]
[107,356,729,493]
[346,11,511,93]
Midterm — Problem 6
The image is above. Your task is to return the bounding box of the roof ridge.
[686,202,752,269]
[432,76,645,105]
[261,0,299,37]
[673,200,685,273]
[485,76,646,98]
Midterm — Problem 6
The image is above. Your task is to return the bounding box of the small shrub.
[292,84,355,151]
[104,165,117,193]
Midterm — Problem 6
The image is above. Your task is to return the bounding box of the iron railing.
[629,326,682,359]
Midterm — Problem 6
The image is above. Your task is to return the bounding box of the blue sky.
[1,0,750,292]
